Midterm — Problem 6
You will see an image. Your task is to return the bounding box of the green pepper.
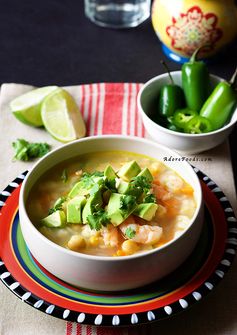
[172,108,198,129]
[158,61,184,118]
[200,68,237,130]
[182,46,210,112]
[184,116,213,134]
[167,123,181,132]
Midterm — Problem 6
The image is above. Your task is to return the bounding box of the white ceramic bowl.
[137,71,237,154]
[19,135,204,291]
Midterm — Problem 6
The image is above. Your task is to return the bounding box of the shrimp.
[158,171,184,192]
[152,184,172,201]
[119,216,163,245]
[173,215,190,239]
[101,224,119,247]
[179,198,196,217]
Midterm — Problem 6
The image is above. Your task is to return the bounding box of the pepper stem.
[160,60,174,85]
[229,67,237,89]
[190,45,210,63]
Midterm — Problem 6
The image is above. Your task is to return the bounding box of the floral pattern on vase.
[166,6,223,56]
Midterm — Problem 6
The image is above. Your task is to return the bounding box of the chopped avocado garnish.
[137,168,153,182]
[108,193,137,226]
[104,165,117,179]
[42,160,160,231]
[69,172,105,198]
[68,180,90,198]
[82,190,103,223]
[117,179,143,199]
[48,196,67,214]
[125,227,136,239]
[61,169,68,183]
[67,196,86,224]
[87,209,109,231]
[133,203,158,221]
[117,160,141,182]
[12,138,50,161]
[41,210,66,228]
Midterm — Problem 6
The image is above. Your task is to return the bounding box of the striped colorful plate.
[0,169,236,327]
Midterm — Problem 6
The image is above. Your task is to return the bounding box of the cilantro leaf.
[12,139,50,161]
[80,171,104,189]
[48,196,67,215]
[125,227,136,239]
[87,210,109,231]
[80,173,95,189]
[130,175,151,193]
[143,193,156,203]
[120,195,136,211]
[61,169,68,183]
[104,178,116,192]
[93,171,104,177]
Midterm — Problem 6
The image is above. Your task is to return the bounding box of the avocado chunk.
[117,180,143,199]
[117,160,141,182]
[107,193,137,226]
[67,196,86,224]
[41,210,66,228]
[68,175,105,198]
[137,168,153,182]
[133,203,158,221]
[68,181,90,198]
[82,190,103,223]
[104,165,117,179]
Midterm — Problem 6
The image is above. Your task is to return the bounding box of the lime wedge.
[10,86,58,127]
[41,88,86,142]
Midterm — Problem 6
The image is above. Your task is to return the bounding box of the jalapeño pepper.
[200,67,237,130]
[159,61,184,118]
[184,116,213,134]
[182,46,210,112]
[172,108,198,129]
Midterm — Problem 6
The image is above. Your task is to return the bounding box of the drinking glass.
[84,0,151,28]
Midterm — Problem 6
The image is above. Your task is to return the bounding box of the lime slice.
[10,86,58,127]
[41,88,86,142]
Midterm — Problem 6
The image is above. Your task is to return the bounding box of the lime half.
[41,88,86,142]
[10,86,58,127]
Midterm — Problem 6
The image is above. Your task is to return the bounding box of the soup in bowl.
[19,136,203,291]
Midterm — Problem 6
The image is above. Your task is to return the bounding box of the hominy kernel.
[116,249,126,256]
[89,236,100,247]
[121,240,139,255]
[68,235,86,251]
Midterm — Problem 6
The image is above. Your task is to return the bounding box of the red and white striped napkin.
[66,83,146,335]
[77,83,144,137]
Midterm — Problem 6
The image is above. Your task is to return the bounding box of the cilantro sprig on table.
[12,139,51,161]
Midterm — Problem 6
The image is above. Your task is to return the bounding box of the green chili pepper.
[158,61,184,118]
[182,46,210,112]
[172,108,198,129]
[200,67,237,130]
[167,123,181,132]
[184,116,213,134]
